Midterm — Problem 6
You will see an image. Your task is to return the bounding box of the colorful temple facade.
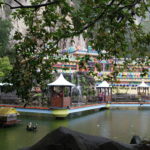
[53,47,150,90]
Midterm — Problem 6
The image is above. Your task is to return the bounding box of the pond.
[1,109,150,150]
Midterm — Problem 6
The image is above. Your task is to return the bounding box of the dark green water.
[1,109,150,150]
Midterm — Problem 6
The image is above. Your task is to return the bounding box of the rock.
[20,127,149,150]
[130,136,142,144]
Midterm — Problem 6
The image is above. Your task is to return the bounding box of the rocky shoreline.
[21,127,150,150]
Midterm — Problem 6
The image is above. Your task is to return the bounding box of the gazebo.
[47,74,75,108]
[96,81,112,102]
[137,81,149,96]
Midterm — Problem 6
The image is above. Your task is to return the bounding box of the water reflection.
[1,109,150,150]
[68,110,150,143]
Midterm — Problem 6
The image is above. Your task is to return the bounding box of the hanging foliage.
[0,0,149,101]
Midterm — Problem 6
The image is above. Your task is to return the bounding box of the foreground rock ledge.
[21,127,150,150]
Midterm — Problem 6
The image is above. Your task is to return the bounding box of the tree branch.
[81,0,143,35]
[0,2,12,8]
[14,0,23,6]
[74,0,116,35]
[1,0,59,9]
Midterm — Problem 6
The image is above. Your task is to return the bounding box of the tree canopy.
[1,0,150,100]
[0,56,12,81]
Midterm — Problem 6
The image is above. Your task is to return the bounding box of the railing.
[112,94,139,102]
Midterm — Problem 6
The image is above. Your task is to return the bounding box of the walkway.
[1,102,150,117]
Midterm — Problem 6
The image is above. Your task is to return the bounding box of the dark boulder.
[20,127,150,150]
[130,136,142,144]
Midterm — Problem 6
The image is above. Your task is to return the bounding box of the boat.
[26,122,37,131]
[0,107,20,126]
